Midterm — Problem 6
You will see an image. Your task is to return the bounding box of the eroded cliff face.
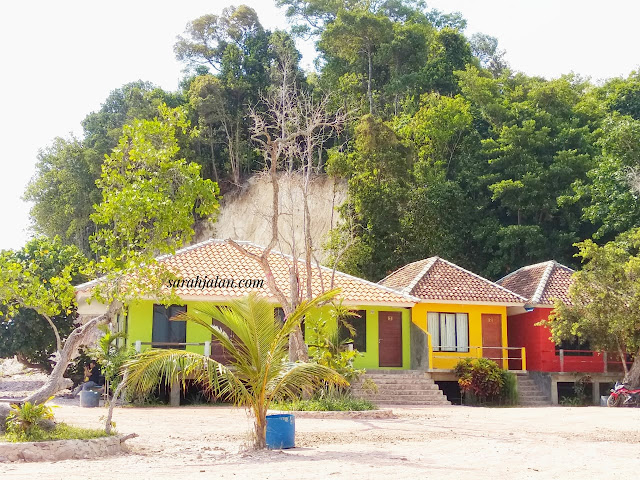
[197,173,347,262]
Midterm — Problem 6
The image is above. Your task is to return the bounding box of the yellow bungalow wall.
[411,303,509,369]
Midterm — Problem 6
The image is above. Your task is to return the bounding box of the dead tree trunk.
[23,301,121,405]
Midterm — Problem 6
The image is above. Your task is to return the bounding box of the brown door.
[481,314,503,363]
[378,311,403,367]
[211,319,234,364]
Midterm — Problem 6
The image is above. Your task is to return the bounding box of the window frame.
[339,309,367,353]
[427,311,469,353]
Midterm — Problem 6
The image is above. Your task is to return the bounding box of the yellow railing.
[426,341,527,372]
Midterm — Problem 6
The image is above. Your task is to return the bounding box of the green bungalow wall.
[125,300,412,370]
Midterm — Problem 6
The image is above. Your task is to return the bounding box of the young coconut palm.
[122,289,347,448]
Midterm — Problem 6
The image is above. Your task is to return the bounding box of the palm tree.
[122,290,347,448]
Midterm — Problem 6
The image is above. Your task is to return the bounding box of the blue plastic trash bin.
[266,414,295,449]
[79,389,100,408]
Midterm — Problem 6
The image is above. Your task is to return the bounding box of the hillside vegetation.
[24,1,640,282]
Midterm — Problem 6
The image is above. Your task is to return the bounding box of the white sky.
[0,0,638,251]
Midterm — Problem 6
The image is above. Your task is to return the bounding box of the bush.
[3,398,111,442]
[500,371,518,405]
[454,358,518,405]
[273,391,376,411]
[6,399,55,439]
[307,303,365,391]
[2,423,110,443]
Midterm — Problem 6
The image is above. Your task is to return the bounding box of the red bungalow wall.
[507,308,606,373]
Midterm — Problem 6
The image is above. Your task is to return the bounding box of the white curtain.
[456,313,469,352]
[427,312,439,351]
[441,313,456,352]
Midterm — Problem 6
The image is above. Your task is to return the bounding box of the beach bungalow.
[379,257,528,373]
[497,261,624,404]
[76,239,420,373]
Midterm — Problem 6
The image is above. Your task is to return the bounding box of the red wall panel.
[507,308,605,373]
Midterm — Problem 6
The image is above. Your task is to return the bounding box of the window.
[427,312,469,352]
[339,310,367,352]
[274,307,285,324]
[555,338,592,356]
[152,304,187,349]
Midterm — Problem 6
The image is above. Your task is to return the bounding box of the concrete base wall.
[0,435,127,463]
[410,322,428,371]
[546,372,620,405]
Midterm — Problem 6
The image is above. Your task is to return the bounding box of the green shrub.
[3,397,110,442]
[2,423,110,443]
[273,391,376,411]
[6,399,55,440]
[500,371,519,405]
[454,358,504,402]
[307,302,365,392]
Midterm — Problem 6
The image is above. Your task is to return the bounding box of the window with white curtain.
[427,312,469,352]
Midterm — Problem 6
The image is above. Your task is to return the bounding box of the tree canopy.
[22,1,640,286]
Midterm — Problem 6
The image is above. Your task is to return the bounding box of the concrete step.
[353,370,450,406]
[353,383,438,389]
[374,400,451,406]
[515,373,550,405]
[358,397,450,405]
[351,385,440,395]
[357,394,447,401]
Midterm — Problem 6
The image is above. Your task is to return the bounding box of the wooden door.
[378,311,403,367]
[211,319,234,364]
[481,314,503,363]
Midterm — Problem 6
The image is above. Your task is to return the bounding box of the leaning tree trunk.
[23,301,121,405]
[104,370,128,434]
[624,349,640,387]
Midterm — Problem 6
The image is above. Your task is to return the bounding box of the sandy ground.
[2,400,640,480]
[0,360,51,400]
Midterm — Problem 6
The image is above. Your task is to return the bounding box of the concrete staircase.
[516,373,550,406]
[351,370,451,406]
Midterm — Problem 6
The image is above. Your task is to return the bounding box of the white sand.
[2,400,640,479]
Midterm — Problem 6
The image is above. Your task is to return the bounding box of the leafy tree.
[327,114,413,280]
[319,9,393,114]
[25,81,185,257]
[90,105,219,266]
[602,71,640,120]
[0,237,87,370]
[0,238,86,354]
[123,291,345,449]
[24,105,220,410]
[24,139,102,257]
[573,114,640,240]
[546,229,640,387]
[469,33,507,78]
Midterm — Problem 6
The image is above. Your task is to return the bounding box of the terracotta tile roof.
[379,257,526,304]
[76,239,417,306]
[497,261,575,306]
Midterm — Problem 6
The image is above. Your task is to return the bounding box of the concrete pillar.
[170,380,180,407]
[135,340,141,353]
[551,378,559,404]
[559,349,565,373]
[204,341,211,357]
[592,381,600,405]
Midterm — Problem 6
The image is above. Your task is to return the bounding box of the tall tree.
[0,237,87,370]
[546,229,640,386]
[24,138,102,257]
[24,105,220,406]
[327,114,413,280]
